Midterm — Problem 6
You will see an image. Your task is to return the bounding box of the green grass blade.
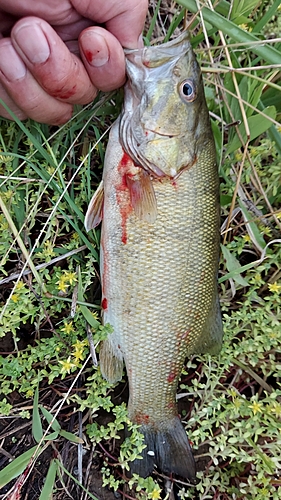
[55,459,100,500]
[59,430,84,443]
[39,459,58,500]
[146,0,162,42]
[40,405,61,432]
[78,266,100,329]
[0,445,39,488]
[175,0,281,64]
[253,0,281,33]
[32,386,43,443]
[0,100,56,167]
[226,105,276,154]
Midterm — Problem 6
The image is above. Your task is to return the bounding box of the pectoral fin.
[84,181,104,232]
[126,170,157,223]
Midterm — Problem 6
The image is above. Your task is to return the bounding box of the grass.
[0,0,281,498]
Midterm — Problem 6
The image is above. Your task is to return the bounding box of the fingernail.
[13,23,50,64]
[81,33,109,67]
[0,42,26,81]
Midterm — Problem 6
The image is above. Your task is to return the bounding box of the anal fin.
[99,338,124,384]
[84,180,104,231]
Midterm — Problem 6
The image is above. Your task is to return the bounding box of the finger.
[0,83,28,120]
[79,27,126,92]
[0,38,72,124]
[72,0,148,48]
[0,1,80,26]
[11,17,97,104]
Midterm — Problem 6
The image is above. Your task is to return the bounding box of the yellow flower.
[270,402,281,418]
[71,232,80,241]
[59,357,76,374]
[73,349,84,361]
[249,400,262,415]
[268,282,281,294]
[11,293,20,303]
[151,488,161,499]
[15,281,25,290]
[242,234,251,243]
[73,339,88,350]
[57,278,68,293]
[63,271,77,285]
[61,321,74,334]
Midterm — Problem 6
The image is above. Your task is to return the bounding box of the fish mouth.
[146,129,180,138]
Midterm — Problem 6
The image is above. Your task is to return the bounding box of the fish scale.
[85,32,223,481]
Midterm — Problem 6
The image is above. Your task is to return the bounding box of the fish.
[85,31,223,481]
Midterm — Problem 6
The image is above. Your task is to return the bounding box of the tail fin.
[128,417,196,482]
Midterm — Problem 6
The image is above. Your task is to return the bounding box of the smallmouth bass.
[85,31,223,481]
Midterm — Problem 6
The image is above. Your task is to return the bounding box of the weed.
[0,1,281,499]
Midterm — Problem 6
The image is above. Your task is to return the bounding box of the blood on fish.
[116,152,134,244]
[134,413,150,425]
[167,371,177,383]
[102,298,108,310]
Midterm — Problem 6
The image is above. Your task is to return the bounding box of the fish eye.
[179,79,197,102]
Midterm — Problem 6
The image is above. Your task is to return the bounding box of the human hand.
[0,0,148,124]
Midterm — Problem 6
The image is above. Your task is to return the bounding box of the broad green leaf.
[0,445,39,488]
[221,245,249,287]
[40,406,61,432]
[32,386,43,444]
[226,106,276,154]
[39,459,58,500]
[43,431,59,441]
[59,430,84,443]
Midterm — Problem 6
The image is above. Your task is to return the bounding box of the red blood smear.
[84,50,93,63]
[101,298,108,310]
[167,371,177,383]
[134,413,150,425]
[116,152,133,244]
[51,85,77,99]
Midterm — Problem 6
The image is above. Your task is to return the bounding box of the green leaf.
[221,245,249,287]
[43,431,59,441]
[59,430,84,443]
[0,445,39,488]
[39,459,58,500]
[40,406,61,432]
[239,202,266,252]
[175,0,281,65]
[226,106,276,154]
[32,386,43,443]
[231,0,260,21]
[78,267,100,329]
